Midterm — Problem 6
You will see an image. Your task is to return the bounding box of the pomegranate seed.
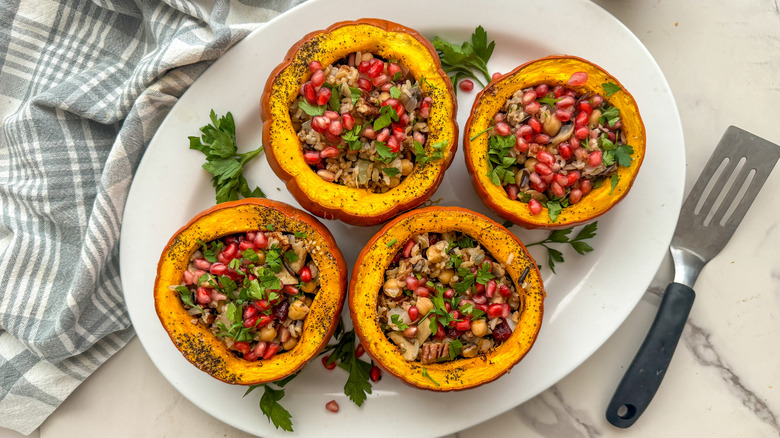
[580,178,593,195]
[491,72,502,80]
[196,287,211,304]
[222,243,238,260]
[263,343,280,360]
[366,59,384,77]
[405,276,419,290]
[254,232,268,249]
[553,85,564,98]
[515,137,529,153]
[376,127,391,143]
[522,90,537,105]
[493,112,505,123]
[361,126,376,139]
[244,305,259,320]
[209,263,227,276]
[588,150,603,167]
[487,303,504,319]
[254,299,270,311]
[459,79,474,92]
[574,111,589,128]
[316,87,331,106]
[234,341,251,355]
[309,60,322,71]
[566,170,581,186]
[239,240,254,252]
[341,113,354,131]
[555,173,568,187]
[183,270,195,285]
[327,120,343,136]
[193,258,212,271]
[408,306,419,321]
[322,355,337,370]
[319,146,339,159]
[486,279,497,297]
[455,319,472,332]
[542,172,554,184]
[403,326,418,338]
[372,74,389,87]
[534,162,552,176]
[435,323,445,341]
[559,144,572,160]
[311,115,330,133]
[243,351,258,361]
[569,188,583,204]
[414,286,430,298]
[551,181,565,197]
[299,266,312,283]
[517,124,534,139]
[524,101,540,114]
[357,60,371,73]
[325,400,340,413]
[500,303,511,318]
[498,284,511,297]
[537,150,555,165]
[444,288,455,299]
[472,294,487,305]
[311,69,326,87]
[592,95,604,107]
[357,77,372,92]
[553,109,572,122]
[528,117,542,134]
[412,131,426,146]
[575,126,590,140]
[387,136,400,152]
[243,315,258,328]
[555,95,576,109]
[495,122,511,136]
[398,113,410,126]
[253,341,267,357]
[419,97,432,119]
[302,82,317,104]
[391,124,405,140]
[506,184,519,200]
[402,240,415,258]
[355,344,365,358]
[535,84,549,96]
[567,71,588,86]
[578,100,593,114]
[381,98,398,108]
[283,285,300,295]
[529,199,543,216]
[387,62,401,77]
[370,366,382,382]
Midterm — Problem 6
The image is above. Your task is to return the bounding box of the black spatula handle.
[606,283,696,428]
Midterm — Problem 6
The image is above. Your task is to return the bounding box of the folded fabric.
[0,0,301,433]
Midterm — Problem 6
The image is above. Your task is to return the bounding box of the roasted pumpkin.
[154,198,347,385]
[261,18,458,226]
[349,206,545,391]
[464,55,646,229]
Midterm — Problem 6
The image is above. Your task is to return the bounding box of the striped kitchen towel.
[0,0,302,434]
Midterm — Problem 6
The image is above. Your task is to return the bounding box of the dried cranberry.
[272,300,289,321]
[492,319,512,343]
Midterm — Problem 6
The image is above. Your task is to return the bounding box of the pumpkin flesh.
[349,207,545,391]
[154,199,347,385]
[464,56,646,229]
[262,19,458,226]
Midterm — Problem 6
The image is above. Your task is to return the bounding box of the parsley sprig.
[487,134,517,185]
[432,25,495,90]
[526,222,599,274]
[189,110,265,203]
[245,372,300,432]
[320,319,373,406]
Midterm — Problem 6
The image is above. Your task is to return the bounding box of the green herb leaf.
[600,106,621,127]
[390,314,409,330]
[349,87,362,105]
[386,238,397,248]
[432,25,495,90]
[602,82,621,97]
[382,167,401,177]
[175,286,203,314]
[284,250,298,263]
[259,385,294,431]
[422,367,440,386]
[294,231,308,239]
[538,97,562,107]
[448,339,463,360]
[610,174,619,194]
[615,144,634,167]
[546,200,563,222]
[297,101,325,116]
[526,222,599,273]
[389,86,402,99]
[189,110,265,203]
[373,104,399,131]
[375,141,397,163]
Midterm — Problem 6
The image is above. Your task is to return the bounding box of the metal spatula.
[606,126,780,428]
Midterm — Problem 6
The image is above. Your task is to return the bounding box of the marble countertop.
[5,0,779,437]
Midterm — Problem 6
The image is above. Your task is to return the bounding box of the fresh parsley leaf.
[610,174,619,194]
[600,106,621,127]
[297,101,325,116]
[284,250,298,263]
[389,86,402,99]
[475,262,494,285]
[189,110,265,204]
[241,248,260,264]
[259,385,294,431]
[265,246,283,273]
[382,167,401,177]
[487,134,517,186]
[341,124,364,151]
[266,224,275,231]
[602,82,621,96]
[349,86,362,105]
[373,104,399,131]
[448,339,463,360]
[527,222,598,273]
[322,83,341,112]
[390,314,409,330]
[175,286,203,313]
[538,97,562,107]
[614,144,634,167]
[432,25,495,89]
[375,141,397,163]
[545,200,563,223]
[294,231,308,239]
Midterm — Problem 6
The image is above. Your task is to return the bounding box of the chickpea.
[282,337,298,351]
[543,114,562,136]
[415,296,434,317]
[388,176,401,188]
[383,278,401,298]
[288,300,310,320]
[588,109,602,129]
[437,269,455,285]
[301,280,318,293]
[524,157,538,172]
[470,319,488,337]
[259,325,277,342]
[461,345,479,358]
[401,159,414,176]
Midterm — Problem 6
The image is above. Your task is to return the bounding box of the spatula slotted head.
[672,126,780,261]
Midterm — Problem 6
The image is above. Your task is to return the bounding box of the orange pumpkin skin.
[349,206,545,391]
[261,19,458,226]
[154,198,347,385]
[464,55,646,229]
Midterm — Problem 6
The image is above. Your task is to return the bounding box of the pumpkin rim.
[153,198,347,385]
[464,55,646,229]
[349,206,545,391]
[260,18,459,226]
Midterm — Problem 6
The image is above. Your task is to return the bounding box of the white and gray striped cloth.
[0,0,300,433]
